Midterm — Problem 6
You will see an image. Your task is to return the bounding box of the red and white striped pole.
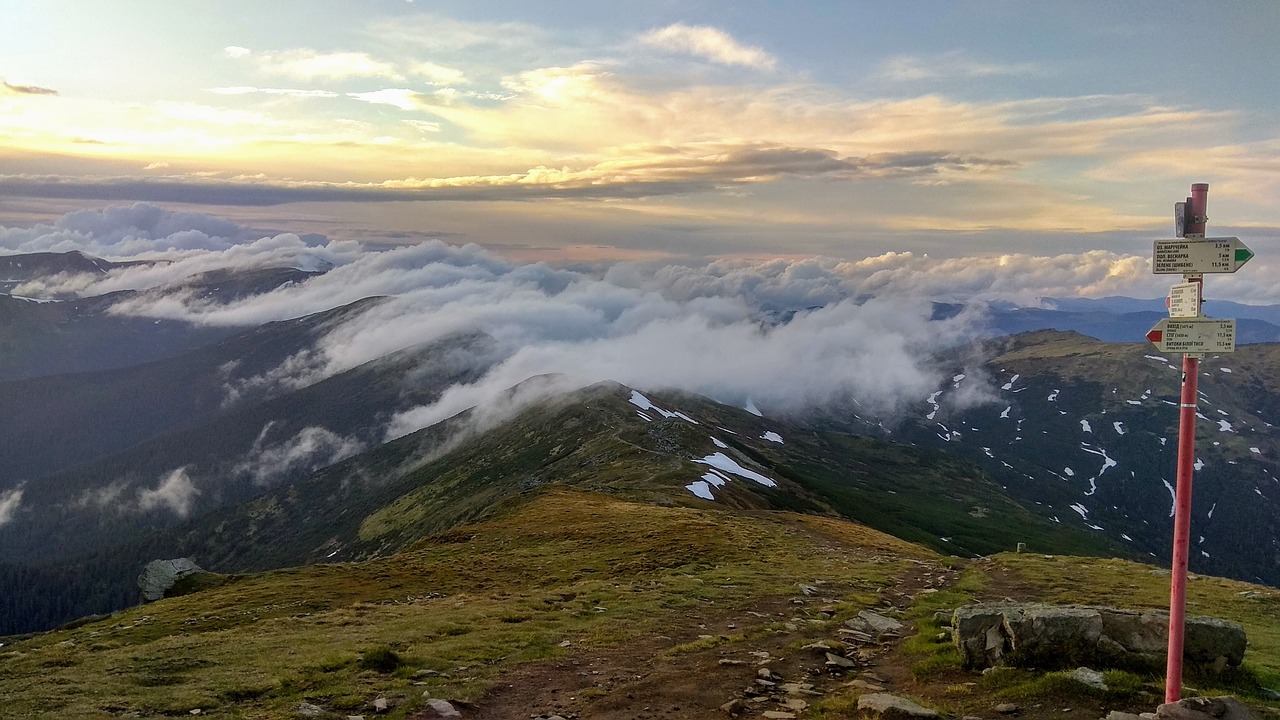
[1165,182,1209,703]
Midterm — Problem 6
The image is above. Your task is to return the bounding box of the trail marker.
[1145,317,1235,354]
[1167,282,1201,318]
[1152,183,1253,704]
[1153,237,1254,274]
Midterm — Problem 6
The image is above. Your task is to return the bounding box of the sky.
[2,1,1278,272]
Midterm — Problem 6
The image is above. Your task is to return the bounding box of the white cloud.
[347,88,423,111]
[136,467,200,517]
[0,487,22,528]
[209,86,340,98]
[234,425,365,485]
[250,49,401,81]
[411,61,467,85]
[223,46,251,59]
[637,23,777,70]
[875,51,1041,82]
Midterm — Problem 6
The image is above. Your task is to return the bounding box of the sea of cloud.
[3,203,1275,453]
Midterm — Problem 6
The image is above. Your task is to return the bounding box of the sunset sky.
[2,1,1277,264]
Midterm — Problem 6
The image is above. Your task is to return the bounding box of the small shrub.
[357,646,404,673]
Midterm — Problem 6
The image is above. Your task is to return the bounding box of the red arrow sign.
[1147,328,1164,343]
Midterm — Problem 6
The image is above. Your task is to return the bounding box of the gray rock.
[1106,712,1144,720]
[1156,697,1256,720]
[847,610,905,636]
[297,704,325,718]
[952,603,1246,670]
[137,558,204,602]
[994,703,1019,714]
[825,652,857,668]
[857,693,939,720]
[422,698,462,718]
[1069,667,1107,690]
[720,698,748,716]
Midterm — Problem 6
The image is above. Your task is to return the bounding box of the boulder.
[857,693,939,720]
[1156,696,1256,720]
[952,603,1246,671]
[137,558,204,602]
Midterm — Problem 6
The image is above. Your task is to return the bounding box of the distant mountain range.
[2,250,1278,637]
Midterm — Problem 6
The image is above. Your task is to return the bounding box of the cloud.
[136,467,200,517]
[638,24,777,70]
[209,86,340,98]
[411,62,467,85]
[2,81,58,96]
[223,46,251,59]
[0,487,22,528]
[874,52,1041,82]
[234,424,366,485]
[347,88,423,111]
[0,144,1015,207]
[238,48,401,81]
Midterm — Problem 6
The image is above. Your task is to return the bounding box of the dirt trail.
[443,551,960,720]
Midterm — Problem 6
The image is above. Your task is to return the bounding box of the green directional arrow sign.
[1152,237,1255,274]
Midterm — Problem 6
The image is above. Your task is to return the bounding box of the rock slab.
[857,693,939,720]
[1156,696,1256,720]
[137,558,204,602]
[952,603,1246,670]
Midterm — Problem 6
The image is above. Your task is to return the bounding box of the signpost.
[1145,317,1235,353]
[1148,183,1254,704]
[1166,282,1201,319]
[1152,237,1254,274]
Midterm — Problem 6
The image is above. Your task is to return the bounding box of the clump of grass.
[357,646,404,673]
[662,633,745,656]
[904,566,987,679]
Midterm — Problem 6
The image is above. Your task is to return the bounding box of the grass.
[903,566,988,679]
[995,553,1280,700]
[0,488,919,718]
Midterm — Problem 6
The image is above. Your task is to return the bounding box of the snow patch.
[1001,374,1020,391]
[1220,368,1233,373]
[1194,458,1205,471]
[1000,406,1011,419]
[1251,447,1262,455]
[1047,389,1059,402]
[743,399,763,417]
[711,436,728,449]
[695,452,777,487]
[686,481,715,500]
[1113,422,1127,435]
[1162,480,1176,517]
[1218,420,1233,433]
[760,431,784,444]
[1081,419,1093,433]
[1064,467,1075,477]
[1069,503,1089,519]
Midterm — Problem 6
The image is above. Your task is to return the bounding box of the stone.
[137,558,205,602]
[952,603,1246,670]
[1156,697,1256,720]
[758,667,777,680]
[1069,667,1107,690]
[298,704,325,718]
[718,658,746,666]
[995,703,1019,714]
[423,698,462,718]
[825,652,857,668]
[846,610,905,636]
[1107,712,1145,720]
[372,696,388,713]
[857,693,940,720]
[850,679,886,692]
[762,712,797,719]
[720,698,748,716]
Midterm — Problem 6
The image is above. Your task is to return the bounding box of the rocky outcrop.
[137,558,205,602]
[857,693,939,720]
[951,603,1246,671]
[1156,696,1256,720]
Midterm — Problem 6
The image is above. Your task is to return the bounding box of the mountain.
[3,486,1279,719]
[896,330,1280,585]
[932,300,1280,344]
[0,324,498,567]
[0,377,1120,635]
[0,296,383,485]
[0,250,148,295]
[0,258,321,382]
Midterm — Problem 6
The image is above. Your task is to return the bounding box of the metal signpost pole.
[1165,182,1208,703]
